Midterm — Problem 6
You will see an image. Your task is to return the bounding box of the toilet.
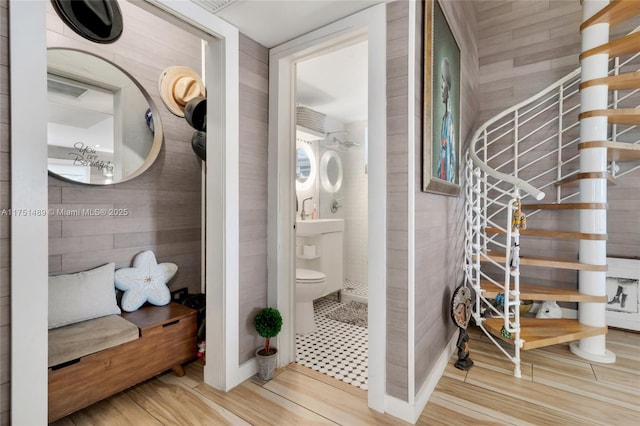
[295,268,327,334]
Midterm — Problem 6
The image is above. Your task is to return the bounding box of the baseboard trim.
[384,395,415,424]
[413,332,457,422]
[230,358,257,390]
[385,332,457,424]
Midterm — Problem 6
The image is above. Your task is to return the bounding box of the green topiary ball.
[254,307,283,339]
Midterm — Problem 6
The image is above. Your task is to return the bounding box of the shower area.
[294,40,370,389]
[323,122,369,305]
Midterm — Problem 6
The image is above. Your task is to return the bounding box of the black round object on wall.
[51,0,124,44]
[184,97,206,131]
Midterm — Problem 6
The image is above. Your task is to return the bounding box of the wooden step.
[579,108,640,125]
[479,279,607,303]
[484,226,607,240]
[579,140,640,162]
[476,252,608,271]
[483,318,608,350]
[580,0,640,31]
[579,32,640,61]
[521,202,608,210]
[580,71,640,91]
[555,172,617,187]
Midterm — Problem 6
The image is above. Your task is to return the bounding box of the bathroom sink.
[296,219,344,235]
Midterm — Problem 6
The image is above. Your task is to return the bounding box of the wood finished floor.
[51,327,639,425]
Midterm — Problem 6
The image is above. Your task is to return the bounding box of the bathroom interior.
[293,40,369,390]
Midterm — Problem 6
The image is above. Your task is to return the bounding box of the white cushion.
[48,263,121,329]
[114,250,177,312]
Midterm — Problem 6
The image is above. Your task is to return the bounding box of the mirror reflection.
[47,48,162,185]
[327,157,339,185]
[320,150,343,193]
[296,141,316,190]
[296,147,311,183]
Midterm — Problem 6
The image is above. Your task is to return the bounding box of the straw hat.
[158,66,205,117]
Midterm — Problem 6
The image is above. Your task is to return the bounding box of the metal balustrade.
[464,35,639,376]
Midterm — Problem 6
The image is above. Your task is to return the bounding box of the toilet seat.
[296,268,326,283]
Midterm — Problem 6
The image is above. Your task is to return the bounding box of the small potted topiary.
[254,307,283,381]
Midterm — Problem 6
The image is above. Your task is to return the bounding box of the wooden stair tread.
[484,226,607,240]
[476,252,608,271]
[520,202,607,210]
[579,32,640,61]
[555,172,617,187]
[579,140,640,162]
[580,71,640,91]
[579,108,640,125]
[580,0,640,31]
[483,318,608,350]
[479,279,607,303]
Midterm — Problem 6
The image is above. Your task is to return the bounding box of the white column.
[570,0,615,363]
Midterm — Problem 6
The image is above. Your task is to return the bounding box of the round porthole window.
[320,150,343,193]
[296,142,316,191]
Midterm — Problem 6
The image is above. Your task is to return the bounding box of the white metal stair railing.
[610,54,640,178]
[464,43,639,377]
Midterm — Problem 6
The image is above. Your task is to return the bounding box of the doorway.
[294,40,369,390]
[268,3,386,411]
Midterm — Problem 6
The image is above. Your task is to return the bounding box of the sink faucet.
[301,196,313,220]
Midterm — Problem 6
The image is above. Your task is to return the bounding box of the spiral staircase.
[464,0,640,377]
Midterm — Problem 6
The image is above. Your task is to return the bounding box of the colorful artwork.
[423,0,461,196]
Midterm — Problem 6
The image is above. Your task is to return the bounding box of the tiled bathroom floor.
[295,296,368,390]
[341,279,368,304]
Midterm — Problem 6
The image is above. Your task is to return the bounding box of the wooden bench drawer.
[49,303,197,422]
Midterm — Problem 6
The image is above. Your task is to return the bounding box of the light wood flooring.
[51,327,639,425]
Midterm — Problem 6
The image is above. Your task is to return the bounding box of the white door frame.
[267,3,387,411]
[9,2,239,421]
[9,2,49,424]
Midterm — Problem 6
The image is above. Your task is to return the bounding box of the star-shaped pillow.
[115,250,178,312]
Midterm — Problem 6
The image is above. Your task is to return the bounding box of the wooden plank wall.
[237,34,269,364]
[477,0,583,124]
[413,0,479,393]
[0,0,8,422]
[46,1,203,293]
[386,0,410,401]
[386,0,479,401]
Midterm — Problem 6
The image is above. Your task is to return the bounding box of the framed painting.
[605,257,640,331]
[422,0,461,196]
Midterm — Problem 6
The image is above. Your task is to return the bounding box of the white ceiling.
[297,40,367,124]
[200,0,382,48]
[195,0,376,125]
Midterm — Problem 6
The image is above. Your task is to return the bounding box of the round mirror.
[47,48,163,185]
[296,142,316,190]
[320,150,343,193]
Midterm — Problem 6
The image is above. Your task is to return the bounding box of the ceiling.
[193,0,377,125]
[297,40,368,124]
[194,0,383,48]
